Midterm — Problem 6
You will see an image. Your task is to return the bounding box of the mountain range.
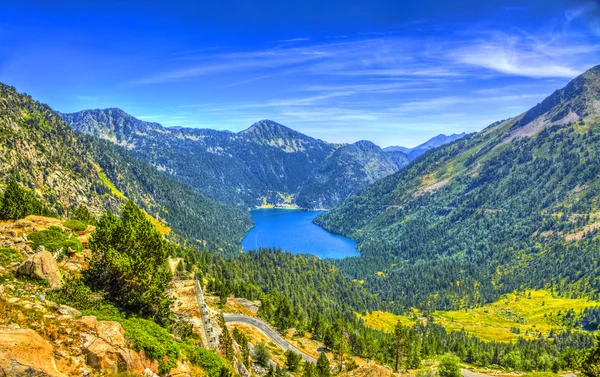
[60,111,417,209]
[316,64,600,310]
[383,132,467,159]
[0,83,252,253]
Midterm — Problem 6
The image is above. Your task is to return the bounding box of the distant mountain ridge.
[61,110,411,209]
[384,132,467,159]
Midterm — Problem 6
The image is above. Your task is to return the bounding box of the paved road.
[224,313,317,363]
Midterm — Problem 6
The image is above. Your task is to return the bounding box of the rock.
[77,316,158,375]
[58,305,81,318]
[168,361,193,377]
[0,327,67,377]
[143,367,159,377]
[17,251,62,289]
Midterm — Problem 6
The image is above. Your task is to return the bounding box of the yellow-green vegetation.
[62,219,87,232]
[96,167,127,200]
[0,247,25,267]
[356,310,415,332]
[144,212,171,235]
[433,290,598,342]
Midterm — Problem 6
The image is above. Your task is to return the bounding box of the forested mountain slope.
[61,110,410,208]
[316,64,600,311]
[0,83,251,253]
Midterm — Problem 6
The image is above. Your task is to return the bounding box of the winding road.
[223,313,317,363]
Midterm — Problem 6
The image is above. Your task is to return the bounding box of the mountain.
[384,132,467,159]
[316,65,600,310]
[297,140,410,208]
[0,83,252,253]
[61,111,411,209]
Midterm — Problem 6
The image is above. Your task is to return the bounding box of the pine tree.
[72,204,97,225]
[0,180,55,220]
[393,321,406,372]
[302,361,316,377]
[582,333,600,377]
[86,201,172,322]
[219,319,234,360]
[316,352,330,377]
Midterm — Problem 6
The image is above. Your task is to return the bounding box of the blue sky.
[1,0,599,147]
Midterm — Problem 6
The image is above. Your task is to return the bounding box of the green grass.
[358,290,598,342]
[356,310,416,332]
[432,289,598,342]
[0,247,25,267]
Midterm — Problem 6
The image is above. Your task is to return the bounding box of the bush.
[416,368,438,377]
[28,226,83,254]
[63,220,87,232]
[120,317,179,374]
[253,341,271,367]
[181,344,226,377]
[521,373,559,377]
[439,354,461,377]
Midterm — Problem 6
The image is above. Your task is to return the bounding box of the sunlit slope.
[317,65,600,310]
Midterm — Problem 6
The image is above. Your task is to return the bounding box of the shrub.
[120,317,179,374]
[63,219,87,232]
[253,341,271,367]
[181,344,226,377]
[416,368,438,377]
[438,354,461,377]
[28,226,83,254]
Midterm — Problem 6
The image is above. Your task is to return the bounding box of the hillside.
[61,110,411,209]
[384,132,467,159]
[0,83,252,253]
[316,64,600,310]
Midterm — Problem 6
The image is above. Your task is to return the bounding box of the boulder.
[76,316,158,375]
[57,304,81,318]
[0,327,67,377]
[17,250,62,289]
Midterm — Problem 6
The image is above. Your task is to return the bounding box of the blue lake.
[242,208,359,259]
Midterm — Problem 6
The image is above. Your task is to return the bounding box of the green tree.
[302,361,316,377]
[285,350,301,372]
[253,341,271,367]
[316,352,330,377]
[582,333,600,377]
[219,317,234,360]
[393,321,406,372]
[501,351,522,370]
[72,204,97,225]
[0,180,55,220]
[333,335,349,372]
[438,354,461,377]
[86,201,172,322]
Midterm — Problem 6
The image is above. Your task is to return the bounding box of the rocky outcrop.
[76,316,158,375]
[0,327,67,377]
[17,250,62,289]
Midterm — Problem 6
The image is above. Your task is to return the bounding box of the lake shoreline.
[242,208,358,259]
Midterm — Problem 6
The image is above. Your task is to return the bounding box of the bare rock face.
[0,327,67,377]
[76,316,158,375]
[17,250,62,289]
